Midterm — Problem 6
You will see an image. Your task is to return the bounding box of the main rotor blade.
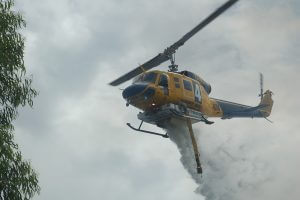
[109,0,239,86]
[169,0,239,51]
[109,53,169,86]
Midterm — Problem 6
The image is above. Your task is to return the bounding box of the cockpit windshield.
[133,72,158,84]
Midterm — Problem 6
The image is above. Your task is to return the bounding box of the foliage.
[0,0,37,126]
[0,125,40,200]
[0,0,40,199]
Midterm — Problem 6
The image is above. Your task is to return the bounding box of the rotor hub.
[167,53,178,72]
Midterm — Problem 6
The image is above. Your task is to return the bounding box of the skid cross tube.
[127,121,169,138]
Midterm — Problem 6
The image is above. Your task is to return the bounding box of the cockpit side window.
[143,72,157,83]
[158,74,168,87]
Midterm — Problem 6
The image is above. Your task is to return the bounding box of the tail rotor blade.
[259,73,264,100]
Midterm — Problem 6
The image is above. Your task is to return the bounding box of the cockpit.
[133,72,169,88]
[133,72,158,84]
[122,71,170,107]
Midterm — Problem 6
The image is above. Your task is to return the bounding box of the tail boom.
[213,89,273,119]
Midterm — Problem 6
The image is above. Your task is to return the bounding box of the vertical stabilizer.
[259,90,273,117]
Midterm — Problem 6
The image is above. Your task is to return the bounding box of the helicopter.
[109,0,273,174]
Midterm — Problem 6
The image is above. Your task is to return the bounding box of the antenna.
[259,73,264,101]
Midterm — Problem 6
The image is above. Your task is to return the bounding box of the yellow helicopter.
[109,0,273,174]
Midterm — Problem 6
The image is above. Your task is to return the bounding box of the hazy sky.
[13,0,300,200]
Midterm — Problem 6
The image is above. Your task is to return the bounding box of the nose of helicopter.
[122,83,148,99]
[122,83,156,102]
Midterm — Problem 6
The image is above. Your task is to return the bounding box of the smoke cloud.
[165,119,278,200]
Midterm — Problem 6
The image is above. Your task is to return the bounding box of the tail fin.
[259,90,273,117]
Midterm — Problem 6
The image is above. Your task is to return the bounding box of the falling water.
[164,118,275,200]
[164,119,203,189]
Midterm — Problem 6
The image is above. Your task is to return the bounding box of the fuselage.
[122,70,223,118]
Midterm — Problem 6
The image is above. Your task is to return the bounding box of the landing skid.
[128,104,206,174]
[127,119,203,174]
[126,121,169,138]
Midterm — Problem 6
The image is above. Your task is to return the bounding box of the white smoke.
[164,119,278,200]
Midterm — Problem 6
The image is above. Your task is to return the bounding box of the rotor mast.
[168,53,178,72]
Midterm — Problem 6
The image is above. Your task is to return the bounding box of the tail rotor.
[257,73,274,119]
[259,73,264,101]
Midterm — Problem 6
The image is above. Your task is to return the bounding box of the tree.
[0,0,40,199]
[0,125,39,200]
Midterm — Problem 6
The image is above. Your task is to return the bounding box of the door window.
[183,80,192,91]
[158,74,169,95]
[158,74,168,87]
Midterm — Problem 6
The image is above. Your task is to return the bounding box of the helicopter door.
[158,74,169,95]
